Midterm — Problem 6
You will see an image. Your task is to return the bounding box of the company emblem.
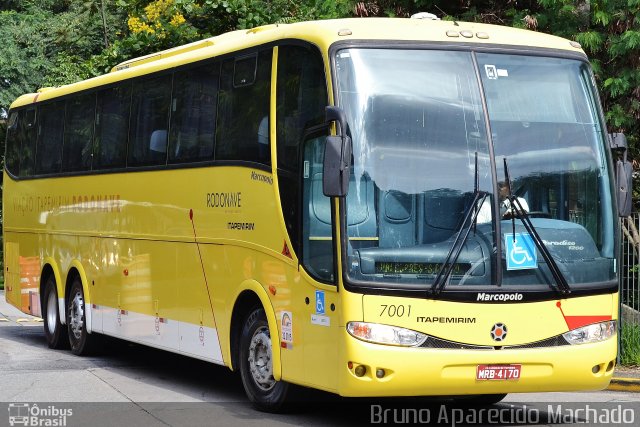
[490,323,508,342]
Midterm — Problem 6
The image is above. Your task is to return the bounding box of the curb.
[607,377,640,392]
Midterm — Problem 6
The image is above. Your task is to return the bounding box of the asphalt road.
[1,292,637,427]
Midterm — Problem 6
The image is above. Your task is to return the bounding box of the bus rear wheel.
[67,277,100,356]
[43,276,68,349]
[239,307,290,412]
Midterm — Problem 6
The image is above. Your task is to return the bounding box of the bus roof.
[9,17,584,109]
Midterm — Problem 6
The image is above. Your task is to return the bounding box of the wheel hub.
[46,289,57,335]
[247,326,275,391]
[69,291,84,340]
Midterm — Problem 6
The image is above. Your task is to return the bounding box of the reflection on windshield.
[477,53,615,286]
[335,49,495,287]
[332,48,615,290]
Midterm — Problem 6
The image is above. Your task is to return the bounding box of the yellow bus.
[3,16,629,411]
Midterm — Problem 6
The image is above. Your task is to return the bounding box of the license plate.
[476,364,521,380]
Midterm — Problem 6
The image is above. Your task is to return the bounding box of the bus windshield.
[334,48,616,291]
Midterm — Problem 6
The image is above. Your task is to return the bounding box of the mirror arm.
[326,106,348,139]
[326,106,350,172]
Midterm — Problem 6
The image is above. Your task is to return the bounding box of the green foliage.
[575,31,604,52]
[110,0,352,60]
[0,1,128,106]
[0,9,53,108]
[620,323,640,366]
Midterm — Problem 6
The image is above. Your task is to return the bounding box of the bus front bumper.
[337,331,617,397]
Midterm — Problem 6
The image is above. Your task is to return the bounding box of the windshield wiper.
[503,158,571,295]
[431,152,487,295]
[431,191,488,295]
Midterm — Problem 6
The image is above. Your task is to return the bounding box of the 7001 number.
[379,304,411,318]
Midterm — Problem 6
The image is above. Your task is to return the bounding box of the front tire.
[239,307,290,412]
[67,277,100,355]
[42,276,68,349]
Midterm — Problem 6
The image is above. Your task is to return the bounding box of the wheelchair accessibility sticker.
[315,290,325,315]
[505,233,537,270]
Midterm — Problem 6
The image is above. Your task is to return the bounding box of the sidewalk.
[608,366,640,392]
[0,290,43,324]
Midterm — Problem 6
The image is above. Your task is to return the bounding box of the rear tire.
[67,277,101,355]
[42,276,68,349]
[239,307,290,412]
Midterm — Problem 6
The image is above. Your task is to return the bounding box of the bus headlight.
[562,321,616,345]
[347,321,428,347]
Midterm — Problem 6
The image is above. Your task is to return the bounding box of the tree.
[100,0,351,62]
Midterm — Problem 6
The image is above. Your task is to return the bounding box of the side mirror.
[323,106,352,197]
[609,133,633,217]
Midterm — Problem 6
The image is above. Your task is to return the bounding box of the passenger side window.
[129,75,172,166]
[94,84,131,170]
[5,111,21,176]
[216,49,272,165]
[62,94,95,172]
[36,102,65,175]
[18,108,37,177]
[169,63,219,163]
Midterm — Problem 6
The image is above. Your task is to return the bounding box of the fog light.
[607,361,614,371]
[376,369,385,378]
[592,365,600,374]
[354,365,366,377]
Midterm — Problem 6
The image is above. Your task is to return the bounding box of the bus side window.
[35,102,65,175]
[169,62,219,163]
[94,84,131,170]
[128,75,172,167]
[5,111,21,176]
[216,49,271,165]
[62,94,95,172]
[18,108,37,177]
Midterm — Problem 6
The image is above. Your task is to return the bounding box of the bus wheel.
[239,307,290,412]
[67,277,99,356]
[43,276,68,349]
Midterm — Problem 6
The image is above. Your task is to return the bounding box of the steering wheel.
[502,210,551,220]
[527,211,551,219]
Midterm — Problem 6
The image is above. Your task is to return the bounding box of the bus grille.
[419,335,569,350]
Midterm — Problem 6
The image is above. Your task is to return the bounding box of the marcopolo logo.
[477,293,523,302]
[8,403,72,426]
